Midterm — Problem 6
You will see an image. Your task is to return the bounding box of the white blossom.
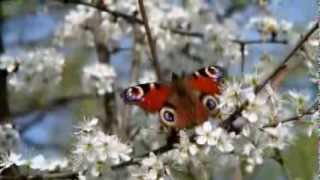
[0,55,18,73]
[218,81,255,118]
[82,63,117,95]
[0,152,68,172]
[263,123,292,150]
[172,131,199,164]
[247,16,292,39]
[72,118,132,177]
[195,122,234,153]
[242,97,266,123]
[195,121,220,146]
[0,124,20,154]
[0,152,26,173]
[8,48,65,94]
[135,153,167,180]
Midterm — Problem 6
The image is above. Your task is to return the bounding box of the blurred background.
[0,0,317,179]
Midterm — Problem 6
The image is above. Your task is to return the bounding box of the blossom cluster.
[82,62,117,95]
[4,48,65,94]
[55,0,241,74]
[0,152,68,173]
[128,73,317,178]
[0,55,18,73]
[72,118,132,178]
[0,0,317,179]
[248,16,293,39]
[0,124,20,154]
[0,124,68,174]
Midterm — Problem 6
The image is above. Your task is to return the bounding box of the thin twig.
[0,171,78,180]
[0,6,9,123]
[55,0,205,39]
[112,24,320,169]
[256,23,318,94]
[111,142,174,170]
[233,38,288,78]
[181,43,203,62]
[262,101,317,128]
[90,12,118,133]
[9,94,98,119]
[163,27,204,38]
[137,0,162,81]
[122,23,143,140]
[220,23,319,132]
[232,39,288,45]
[240,43,245,77]
[0,70,9,123]
[57,0,143,24]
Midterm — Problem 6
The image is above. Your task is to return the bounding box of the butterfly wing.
[121,83,171,113]
[121,65,225,129]
[185,65,225,118]
[188,65,225,96]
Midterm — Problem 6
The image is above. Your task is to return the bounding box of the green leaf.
[282,133,317,180]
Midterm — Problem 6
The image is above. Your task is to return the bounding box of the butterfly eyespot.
[123,86,144,102]
[205,66,219,79]
[159,106,176,126]
[201,94,219,111]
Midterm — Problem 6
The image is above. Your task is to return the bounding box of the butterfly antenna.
[181,71,186,77]
[171,72,180,81]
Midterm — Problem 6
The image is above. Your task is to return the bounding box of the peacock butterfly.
[121,65,225,129]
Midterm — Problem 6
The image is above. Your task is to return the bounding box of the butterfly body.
[121,65,224,129]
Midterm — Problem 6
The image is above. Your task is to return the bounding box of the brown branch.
[232,37,288,78]
[232,38,288,45]
[262,101,317,128]
[9,94,97,119]
[120,24,144,140]
[137,0,162,81]
[181,43,203,63]
[232,38,288,78]
[240,43,245,77]
[56,0,143,24]
[88,12,118,133]
[111,142,174,170]
[270,65,289,90]
[108,24,320,169]
[163,27,204,38]
[220,23,319,132]
[0,70,9,122]
[55,0,205,40]
[0,171,78,180]
[7,94,97,142]
[255,23,318,94]
[0,3,9,123]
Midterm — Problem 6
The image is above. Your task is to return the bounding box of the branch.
[111,142,174,170]
[262,101,317,128]
[0,3,9,123]
[137,0,162,81]
[220,23,319,132]
[120,24,144,140]
[9,94,97,119]
[232,38,288,77]
[232,38,288,45]
[255,23,318,94]
[163,27,204,38]
[104,22,320,167]
[0,171,78,180]
[0,70,9,122]
[55,0,205,40]
[82,11,119,133]
[56,0,143,24]
[240,43,245,77]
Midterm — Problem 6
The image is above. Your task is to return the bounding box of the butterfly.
[121,65,225,129]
